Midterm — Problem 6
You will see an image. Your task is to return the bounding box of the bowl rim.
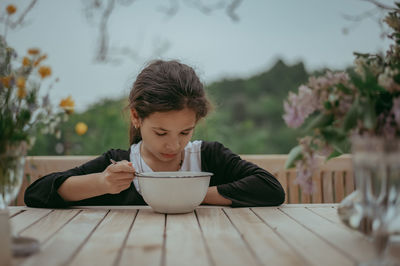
[136,171,213,178]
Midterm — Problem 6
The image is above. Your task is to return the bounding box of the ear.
[130,109,141,127]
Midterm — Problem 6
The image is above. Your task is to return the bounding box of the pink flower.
[377,112,396,139]
[382,118,396,139]
[283,85,318,128]
[295,157,317,194]
[308,71,349,91]
[293,137,319,194]
[337,94,354,116]
[392,97,400,126]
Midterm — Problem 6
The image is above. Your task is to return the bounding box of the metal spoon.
[109,159,140,176]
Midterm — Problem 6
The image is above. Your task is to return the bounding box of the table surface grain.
[8,204,400,266]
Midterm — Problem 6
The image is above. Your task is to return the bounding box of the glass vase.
[0,142,27,209]
[338,136,400,266]
[0,142,39,257]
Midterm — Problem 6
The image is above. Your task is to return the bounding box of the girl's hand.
[100,160,136,194]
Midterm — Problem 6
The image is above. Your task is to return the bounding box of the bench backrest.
[15,154,354,206]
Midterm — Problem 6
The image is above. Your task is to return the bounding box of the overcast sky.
[5,0,394,111]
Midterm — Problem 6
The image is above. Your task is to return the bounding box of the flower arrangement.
[0,4,74,154]
[283,4,400,193]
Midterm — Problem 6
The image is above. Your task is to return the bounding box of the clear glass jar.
[0,142,27,209]
[338,136,400,266]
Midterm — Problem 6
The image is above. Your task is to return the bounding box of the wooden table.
[8,204,400,266]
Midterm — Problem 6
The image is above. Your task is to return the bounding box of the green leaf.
[343,98,360,131]
[285,145,303,169]
[332,143,345,154]
[360,98,376,130]
[304,113,334,133]
[326,149,343,160]
[320,127,346,144]
[324,101,332,110]
[336,83,352,94]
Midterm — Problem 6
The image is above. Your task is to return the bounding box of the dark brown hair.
[128,60,211,144]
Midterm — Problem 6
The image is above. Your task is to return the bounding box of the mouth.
[161,153,178,159]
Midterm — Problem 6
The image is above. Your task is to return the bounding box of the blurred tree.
[81,0,243,63]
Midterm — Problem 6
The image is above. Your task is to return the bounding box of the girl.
[24,60,285,208]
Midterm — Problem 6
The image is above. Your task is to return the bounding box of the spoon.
[109,159,140,176]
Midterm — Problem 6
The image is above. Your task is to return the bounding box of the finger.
[119,180,134,186]
[111,172,135,180]
[109,161,136,173]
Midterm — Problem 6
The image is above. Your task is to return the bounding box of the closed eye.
[154,130,192,136]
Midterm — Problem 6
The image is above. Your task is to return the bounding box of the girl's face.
[131,107,197,167]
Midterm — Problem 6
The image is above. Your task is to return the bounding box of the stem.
[373,231,390,260]
[3,16,8,39]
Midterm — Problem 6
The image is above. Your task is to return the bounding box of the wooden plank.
[287,171,299,204]
[119,209,164,266]
[281,204,338,208]
[252,207,354,266]
[278,169,288,204]
[311,171,322,203]
[334,171,345,202]
[312,207,400,262]
[8,207,25,217]
[196,208,259,266]
[225,208,308,266]
[10,208,52,234]
[165,211,210,266]
[19,209,79,243]
[71,205,152,210]
[16,156,96,206]
[19,210,107,266]
[281,207,375,263]
[300,188,311,204]
[322,171,334,203]
[69,210,136,266]
[309,207,342,225]
[344,170,355,197]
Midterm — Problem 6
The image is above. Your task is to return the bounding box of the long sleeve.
[24,149,146,208]
[201,141,285,207]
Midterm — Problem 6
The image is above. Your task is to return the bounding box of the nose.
[165,136,180,152]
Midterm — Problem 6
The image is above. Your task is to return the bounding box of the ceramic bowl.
[137,171,213,214]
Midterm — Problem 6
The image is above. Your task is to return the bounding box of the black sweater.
[24,141,285,208]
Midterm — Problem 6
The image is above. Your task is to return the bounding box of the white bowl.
[137,171,212,214]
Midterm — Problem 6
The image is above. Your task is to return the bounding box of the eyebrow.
[152,126,195,132]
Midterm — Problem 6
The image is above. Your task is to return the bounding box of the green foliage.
[29,98,130,155]
[285,145,302,169]
[29,59,310,155]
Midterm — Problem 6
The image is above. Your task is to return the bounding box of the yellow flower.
[1,76,12,88]
[17,87,27,99]
[38,66,52,79]
[33,54,47,67]
[59,96,75,114]
[75,122,88,136]
[28,48,40,55]
[22,57,31,67]
[6,5,16,15]
[16,77,26,89]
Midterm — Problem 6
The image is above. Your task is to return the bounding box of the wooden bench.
[15,154,354,206]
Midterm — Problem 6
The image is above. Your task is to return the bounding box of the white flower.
[378,67,400,92]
